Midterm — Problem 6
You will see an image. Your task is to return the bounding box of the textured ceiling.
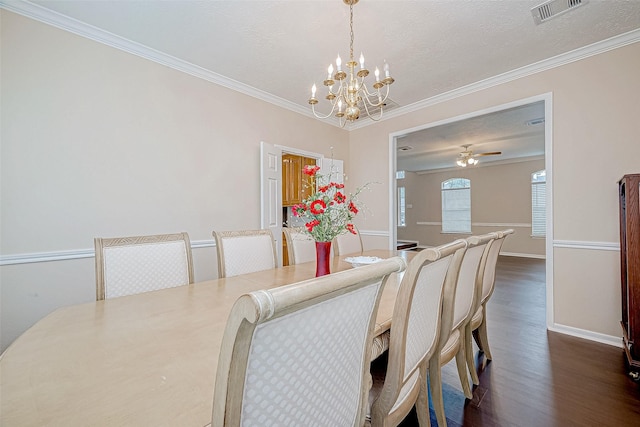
[11,0,640,170]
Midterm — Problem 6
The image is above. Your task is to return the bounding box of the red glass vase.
[315,241,332,277]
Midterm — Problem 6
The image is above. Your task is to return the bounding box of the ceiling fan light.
[457,159,466,167]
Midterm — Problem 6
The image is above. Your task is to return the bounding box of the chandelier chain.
[349,3,354,61]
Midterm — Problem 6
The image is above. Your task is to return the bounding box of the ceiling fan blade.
[474,151,502,157]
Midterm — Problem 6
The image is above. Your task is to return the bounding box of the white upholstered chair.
[282,227,316,265]
[369,239,467,427]
[212,229,277,278]
[94,232,194,300]
[333,226,364,256]
[211,257,407,427]
[429,233,496,427]
[466,229,514,384]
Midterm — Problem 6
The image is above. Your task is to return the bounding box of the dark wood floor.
[385,256,640,426]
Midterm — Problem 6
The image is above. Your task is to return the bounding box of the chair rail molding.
[552,240,620,251]
[0,239,217,266]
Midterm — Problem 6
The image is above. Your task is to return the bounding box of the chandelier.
[308,0,394,127]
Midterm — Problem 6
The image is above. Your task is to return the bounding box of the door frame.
[387,92,554,329]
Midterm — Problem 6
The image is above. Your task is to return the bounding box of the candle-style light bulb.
[336,55,342,71]
[374,67,380,80]
[359,52,365,69]
[338,99,343,112]
[327,64,334,79]
[384,61,390,77]
[311,84,316,98]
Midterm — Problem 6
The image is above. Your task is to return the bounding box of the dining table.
[0,249,416,426]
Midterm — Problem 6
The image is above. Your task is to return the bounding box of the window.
[397,170,406,227]
[397,186,406,227]
[441,178,471,233]
[531,170,546,237]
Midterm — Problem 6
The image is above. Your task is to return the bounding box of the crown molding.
[348,28,640,130]
[2,1,638,131]
[0,0,315,120]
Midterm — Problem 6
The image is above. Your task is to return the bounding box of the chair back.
[283,227,316,265]
[213,229,277,278]
[370,240,466,425]
[212,257,407,427]
[451,233,496,331]
[333,226,363,256]
[94,232,194,300]
[480,229,514,304]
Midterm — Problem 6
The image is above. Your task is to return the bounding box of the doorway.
[388,93,553,328]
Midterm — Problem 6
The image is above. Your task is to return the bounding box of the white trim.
[473,222,531,228]
[275,145,322,160]
[3,2,638,131]
[548,323,623,349]
[358,229,389,238]
[0,239,217,266]
[350,28,640,130]
[417,222,532,228]
[500,252,546,260]
[0,249,95,265]
[553,240,620,251]
[389,92,556,334]
[0,0,314,121]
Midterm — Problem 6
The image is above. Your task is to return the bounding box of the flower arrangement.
[292,164,367,242]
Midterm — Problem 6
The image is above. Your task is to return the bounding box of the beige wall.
[348,41,640,343]
[0,11,348,351]
[2,9,639,352]
[397,159,546,257]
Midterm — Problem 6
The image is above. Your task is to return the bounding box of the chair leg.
[415,365,431,427]
[475,308,493,361]
[464,324,480,386]
[454,341,473,399]
[428,356,447,427]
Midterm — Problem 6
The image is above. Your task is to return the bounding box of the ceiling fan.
[456,144,502,167]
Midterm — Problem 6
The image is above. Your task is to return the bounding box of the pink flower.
[292,204,306,217]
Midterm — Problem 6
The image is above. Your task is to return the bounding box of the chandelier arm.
[359,83,390,107]
[360,99,384,121]
[311,101,339,120]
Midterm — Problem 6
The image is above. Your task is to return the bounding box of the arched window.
[441,178,471,233]
[531,170,546,237]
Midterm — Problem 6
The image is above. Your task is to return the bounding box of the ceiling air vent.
[359,98,400,119]
[532,0,587,25]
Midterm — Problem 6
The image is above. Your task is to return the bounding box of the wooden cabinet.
[282,154,316,206]
[619,173,640,378]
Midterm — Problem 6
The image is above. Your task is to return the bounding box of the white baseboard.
[499,251,546,259]
[548,323,623,348]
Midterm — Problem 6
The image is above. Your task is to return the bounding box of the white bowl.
[344,256,384,268]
